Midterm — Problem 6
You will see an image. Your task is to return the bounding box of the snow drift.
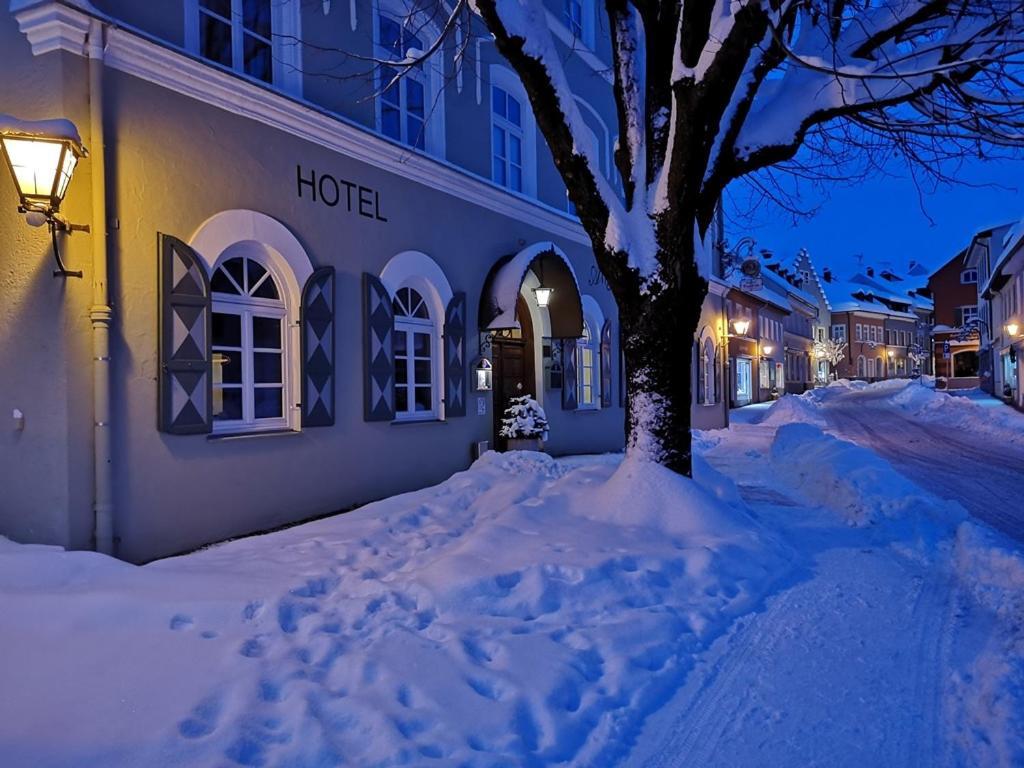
[0,451,792,767]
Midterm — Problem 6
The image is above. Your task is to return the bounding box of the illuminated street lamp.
[762,344,774,356]
[732,319,750,336]
[0,115,88,277]
[1007,322,1020,337]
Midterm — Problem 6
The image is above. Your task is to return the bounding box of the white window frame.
[185,0,302,95]
[959,305,979,326]
[372,3,446,156]
[379,251,453,422]
[489,66,538,198]
[560,0,596,48]
[832,324,846,342]
[855,323,863,341]
[961,268,978,284]
[210,254,293,434]
[577,317,600,409]
[392,288,440,422]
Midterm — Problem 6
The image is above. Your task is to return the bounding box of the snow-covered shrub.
[499,395,549,440]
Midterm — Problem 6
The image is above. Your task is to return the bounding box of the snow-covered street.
[0,380,1022,767]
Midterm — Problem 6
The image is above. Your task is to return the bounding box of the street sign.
[943,340,950,355]
[740,277,763,292]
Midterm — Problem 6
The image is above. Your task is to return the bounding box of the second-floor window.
[376,14,428,150]
[564,0,584,37]
[492,85,524,193]
[198,0,272,82]
[961,268,978,284]
[957,305,979,326]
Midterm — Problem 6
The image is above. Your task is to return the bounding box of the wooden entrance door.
[491,296,536,450]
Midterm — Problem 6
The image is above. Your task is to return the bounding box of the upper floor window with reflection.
[376,13,428,150]
[188,0,301,93]
[492,85,524,192]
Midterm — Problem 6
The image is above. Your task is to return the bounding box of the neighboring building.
[963,223,1014,394]
[980,219,1024,408]
[821,264,932,380]
[929,249,983,388]
[764,249,825,393]
[725,271,791,406]
[0,1,733,561]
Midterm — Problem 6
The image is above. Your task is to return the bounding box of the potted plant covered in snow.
[500,395,549,452]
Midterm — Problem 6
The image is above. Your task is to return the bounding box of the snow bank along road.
[819,384,1024,543]
[0,379,1021,766]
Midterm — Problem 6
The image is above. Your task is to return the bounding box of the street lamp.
[732,319,750,336]
[532,285,553,308]
[474,357,493,391]
[762,344,773,356]
[0,115,88,277]
[1007,322,1020,337]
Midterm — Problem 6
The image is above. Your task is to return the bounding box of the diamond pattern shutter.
[561,339,578,410]
[600,319,612,407]
[444,292,467,417]
[158,234,212,434]
[301,267,336,427]
[363,272,395,421]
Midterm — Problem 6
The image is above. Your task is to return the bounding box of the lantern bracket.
[20,205,89,278]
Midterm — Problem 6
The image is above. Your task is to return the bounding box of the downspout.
[88,19,114,555]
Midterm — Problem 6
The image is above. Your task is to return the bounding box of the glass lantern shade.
[533,286,554,308]
[1,133,82,213]
[475,358,493,391]
[732,319,750,336]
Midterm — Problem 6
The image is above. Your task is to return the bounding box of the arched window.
[857,355,866,378]
[210,251,290,432]
[577,318,600,408]
[697,333,717,405]
[374,1,445,154]
[562,0,595,46]
[392,286,438,419]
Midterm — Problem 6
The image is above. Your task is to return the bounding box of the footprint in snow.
[170,614,194,631]
[178,695,222,739]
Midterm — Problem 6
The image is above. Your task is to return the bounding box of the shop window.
[392,286,438,419]
[954,350,979,377]
[376,12,428,150]
[211,254,290,432]
[189,0,300,91]
[577,318,600,408]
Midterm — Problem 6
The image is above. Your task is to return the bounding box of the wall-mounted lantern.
[0,115,89,277]
[732,319,750,336]
[475,357,493,391]
[762,344,774,356]
[1007,322,1020,338]
[533,285,553,309]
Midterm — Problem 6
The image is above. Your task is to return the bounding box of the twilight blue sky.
[725,153,1024,280]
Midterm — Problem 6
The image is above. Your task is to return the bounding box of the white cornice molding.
[14,2,591,246]
[14,1,90,55]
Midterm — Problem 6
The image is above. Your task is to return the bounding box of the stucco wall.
[0,13,95,549]
[101,68,623,562]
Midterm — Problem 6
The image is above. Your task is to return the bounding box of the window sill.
[390,418,447,426]
[207,428,301,442]
[575,405,601,413]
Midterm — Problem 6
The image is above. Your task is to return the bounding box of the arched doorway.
[479,242,584,450]
[491,295,536,450]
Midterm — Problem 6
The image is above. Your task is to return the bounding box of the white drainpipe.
[88,18,114,555]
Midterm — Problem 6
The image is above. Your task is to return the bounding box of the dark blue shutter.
[301,267,335,427]
[158,234,212,434]
[444,292,467,417]
[363,273,395,421]
[561,339,578,410]
[600,319,612,407]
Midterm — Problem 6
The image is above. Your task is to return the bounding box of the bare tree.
[459,0,1024,475]
[814,338,847,380]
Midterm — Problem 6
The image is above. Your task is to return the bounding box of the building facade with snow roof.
[763,249,826,392]
[724,273,790,407]
[0,0,734,561]
[978,220,1024,409]
[821,264,932,381]
[929,244,988,389]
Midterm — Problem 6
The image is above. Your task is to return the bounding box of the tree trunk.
[613,227,708,477]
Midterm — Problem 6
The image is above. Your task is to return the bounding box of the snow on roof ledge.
[0,114,85,154]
